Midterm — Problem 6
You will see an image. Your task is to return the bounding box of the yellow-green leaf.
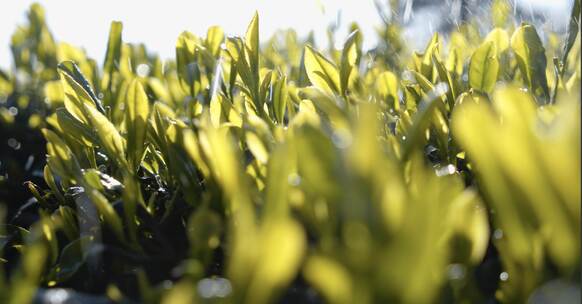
[101,21,123,91]
[125,79,149,172]
[245,11,260,70]
[55,108,97,147]
[84,104,127,168]
[246,219,306,304]
[485,28,510,54]
[339,30,359,95]
[206,26,224,57]
[58,61,105,116]
[304,256,352,304]
[376,71,399,111]
[469,41,499,93]
[304,45,340,94]
[511,24,550,100]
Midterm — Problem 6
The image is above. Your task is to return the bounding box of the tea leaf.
[485,28,510,54]
[304,256,352,304]
[206,26,224,57]
[271,76,288,124]
[58,61,105,115]
[511,24,550,100]
[125,79,149,173]
[245,11,260,70]
[469,41,499,93]
[84,103,127,168]
[561,0,581,76]
[339,30,359,96]
[102,21,122,90]
[55,108,98,147]
[246,219,306,304]
[376,71,399,111]
[304,45,340,94]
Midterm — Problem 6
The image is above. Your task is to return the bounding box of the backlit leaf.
[304,45,340,94]
[125,79,149,172]
[469,41,499,93]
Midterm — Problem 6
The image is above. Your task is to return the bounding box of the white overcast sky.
[0,0,572,67]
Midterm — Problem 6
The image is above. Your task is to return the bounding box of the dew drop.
[287,173,301,186]
[447,264,466,280]
[197,277,232,299]
[493,229,503,240]
[136,63,151,77]
[436,164,456,176]
[45,288,70,304]
[331,130,352,149]
[7,138,21,150]
[8,106,18,116]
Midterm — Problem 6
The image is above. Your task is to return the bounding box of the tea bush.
[0,1,580,303]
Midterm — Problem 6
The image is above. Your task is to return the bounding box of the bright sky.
[0,0,382,67]
[0,0,572,67]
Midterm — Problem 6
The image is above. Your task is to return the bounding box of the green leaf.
[561,0,581,77]
[42,129,82,181]
[182,129,211,179]
[446,191,490,265]
[469,41,499,93]
[299,86,347,125]
[376,71,399,111]
[246,219,306,304]
[8,243,47,304]
[55,108,98,147]
[446,47,463,76]
[484,28,510,55]
[44,165,66,203]
[401,83,448,160]
[304,45,340,94]
[102,21,122,90]
[233,32,262,112]
[294,124,339,197]
[245,11,260,70]
[452,89,580,295]
[263,143,292,218]
[58,61,105,115]
[271,76,288,124]
[24,181,48,209]
[121,173,143,248]
[206,26,224,57]
[84,185,125,242]
[188,207,222,262]
[511,24,550,101]
[259,70,274,111]
[50,236,92,283]
[210,93,232,127]
[39,214,59,265]
[433,54,458,110]
[411,70,436,95]
[125,79,149,173]
[245,131,269,164]
[303,256,352,304]
[420,33,440,79]
[57,206,78,241]
[175,31,200,96]
[339,30,359,96]
[84,103,127,168]
[455,90,489,106]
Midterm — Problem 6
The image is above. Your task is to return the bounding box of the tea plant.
[0,1,580,303]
